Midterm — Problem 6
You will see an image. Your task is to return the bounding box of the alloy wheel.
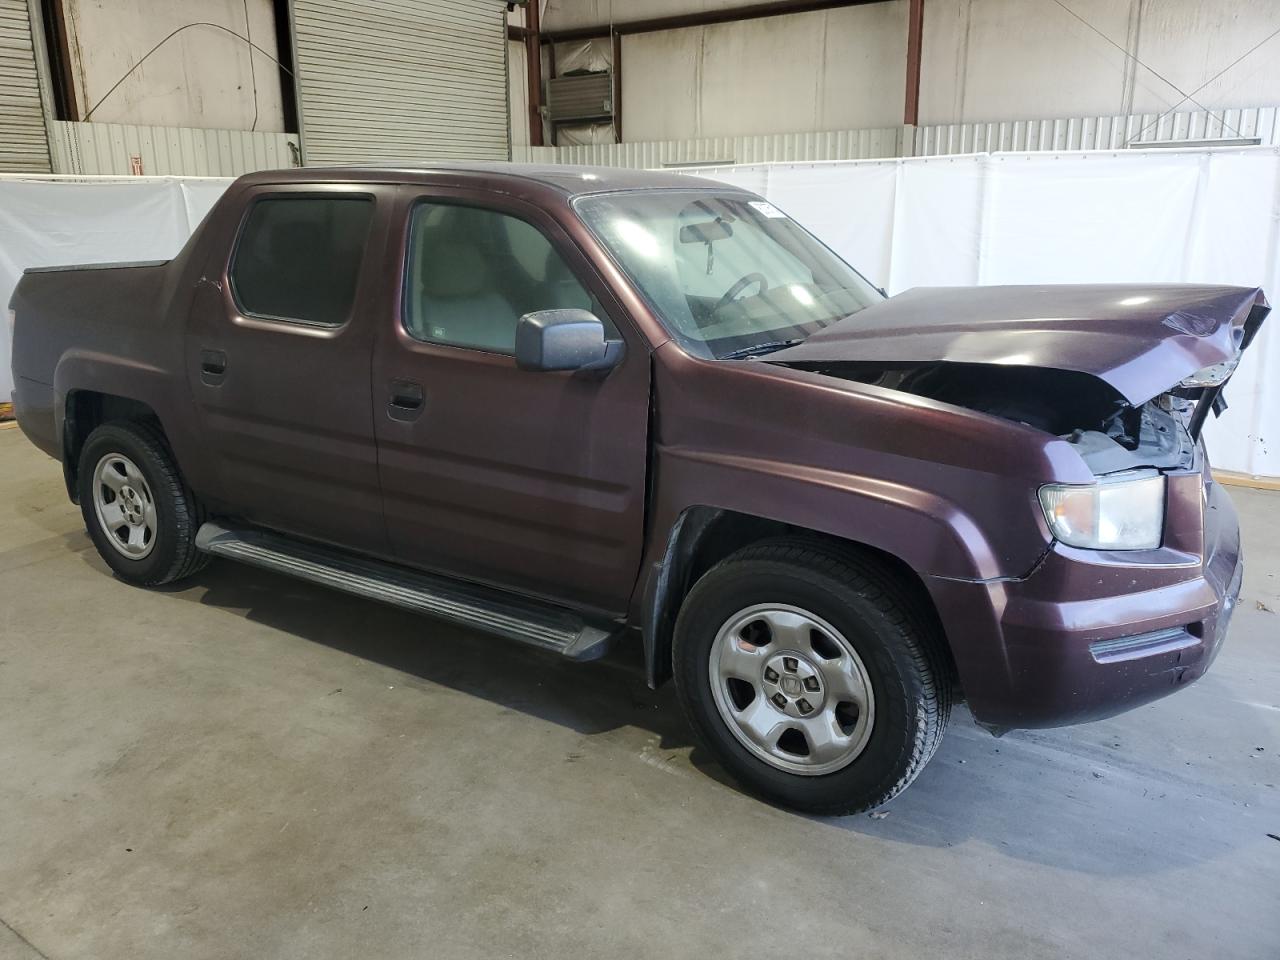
[91,453,158,560]
[708,603,875,775]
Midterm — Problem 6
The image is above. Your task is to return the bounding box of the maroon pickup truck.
[8,164,1266,814]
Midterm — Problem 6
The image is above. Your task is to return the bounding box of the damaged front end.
[778,361,1202,476]
[783,361,1216,552]
[769,284,1270,482]
[761,283,1265,728]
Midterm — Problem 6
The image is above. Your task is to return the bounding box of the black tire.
[673,539,951,815]
[77,420,209,587]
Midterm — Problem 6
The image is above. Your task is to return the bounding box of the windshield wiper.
[717,338,806,361]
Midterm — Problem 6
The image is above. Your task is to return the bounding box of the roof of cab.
[235,161,736,197]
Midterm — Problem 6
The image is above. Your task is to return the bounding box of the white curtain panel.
[979,152,1202,285]
[766,161,899,292]
[1183,152,1280,476]
[0,175,231,402]
[889,155,985,292]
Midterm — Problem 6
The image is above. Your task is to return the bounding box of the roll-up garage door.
[0,0,52,172]
[292,0,509,164]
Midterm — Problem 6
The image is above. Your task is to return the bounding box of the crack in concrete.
[0,915,51,960]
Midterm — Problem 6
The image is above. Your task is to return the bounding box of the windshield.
[575,190,882,359]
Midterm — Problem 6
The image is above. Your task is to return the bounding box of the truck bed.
[9,257,185,459]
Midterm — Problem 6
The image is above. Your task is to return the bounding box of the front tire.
[673,540,951,815]
[78,421,208,587]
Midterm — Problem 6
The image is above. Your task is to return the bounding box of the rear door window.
[230,195,374,326]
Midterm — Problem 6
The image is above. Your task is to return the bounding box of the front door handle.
[200,349,227,385]
[388,379,424,421]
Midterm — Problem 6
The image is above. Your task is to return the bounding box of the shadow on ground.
[70,544,1269,882]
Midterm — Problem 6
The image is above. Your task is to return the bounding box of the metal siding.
[514,127,904,167]
[912,106,1280,156]
[49,121,300,176]
[0,0,51,172]
[512,104,1280,169]
[292,0,508,164]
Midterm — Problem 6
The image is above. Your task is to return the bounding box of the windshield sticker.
[748,201,787,219]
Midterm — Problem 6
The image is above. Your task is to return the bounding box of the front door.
[372,187,650,614]
[186,183,392,554]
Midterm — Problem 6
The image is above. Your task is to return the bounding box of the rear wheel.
[673,540,951,815]
[78,421,208,587]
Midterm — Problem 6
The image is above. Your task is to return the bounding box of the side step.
[194,522,616,661]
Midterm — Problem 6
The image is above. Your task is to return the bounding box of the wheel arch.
[61,389,165,502]
[639,506,957,692]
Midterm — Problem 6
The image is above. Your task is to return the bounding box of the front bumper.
[928,472,1242,729]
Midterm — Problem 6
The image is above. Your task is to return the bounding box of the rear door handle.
[388,379,424,421]
[200,349,227,385]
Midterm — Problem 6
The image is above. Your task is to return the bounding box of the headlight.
[1038,474,1166,550]
[1180,357,1238,387]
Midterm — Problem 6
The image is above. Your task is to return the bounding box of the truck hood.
[768,283,1267,405]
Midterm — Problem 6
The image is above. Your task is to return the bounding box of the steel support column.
[525,0,544,146]
[904,0,923,125]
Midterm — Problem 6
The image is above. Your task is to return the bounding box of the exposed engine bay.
[777,361,1200,476]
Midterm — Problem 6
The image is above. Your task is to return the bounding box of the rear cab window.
[230,195,375,327]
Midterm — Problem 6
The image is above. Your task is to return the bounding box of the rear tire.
[673,539,951,815]
[78,421,209,587]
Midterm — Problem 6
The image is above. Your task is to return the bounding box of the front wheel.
[673,540,951,815]
[78,421,209,587]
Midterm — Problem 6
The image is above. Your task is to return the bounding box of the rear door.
[186,182,392,554]
[371,186,650,614]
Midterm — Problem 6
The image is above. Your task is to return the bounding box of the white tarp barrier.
[1,152,1276,477]
[980,153,1203,285]
[891,155,985,291]
[689,147,1280,479]
[0,174,232,403]
[766,161,899,292]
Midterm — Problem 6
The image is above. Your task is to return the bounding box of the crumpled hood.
[768,283,1267,405]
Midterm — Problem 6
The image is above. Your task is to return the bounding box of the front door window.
[402,202,609,353]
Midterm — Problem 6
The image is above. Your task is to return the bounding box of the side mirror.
[515,309,625,373]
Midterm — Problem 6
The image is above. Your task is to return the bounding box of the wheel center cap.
[761,652,825,718]
[118,486,145,524]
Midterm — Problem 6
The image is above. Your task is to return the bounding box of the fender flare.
[54,352,192,501]
[636,497,997,689]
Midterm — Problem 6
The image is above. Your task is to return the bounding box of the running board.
[195,522,616,661]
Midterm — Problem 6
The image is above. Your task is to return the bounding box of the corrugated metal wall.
[0,0,51,172]
[292,0,508,164]
[913,106,1280,156]
[49,121,300,176]
[41,105,1280,177]
[514,104,1280,168]
[513,126,904,167]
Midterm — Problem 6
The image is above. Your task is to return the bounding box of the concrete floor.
[0,425,1277,960]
